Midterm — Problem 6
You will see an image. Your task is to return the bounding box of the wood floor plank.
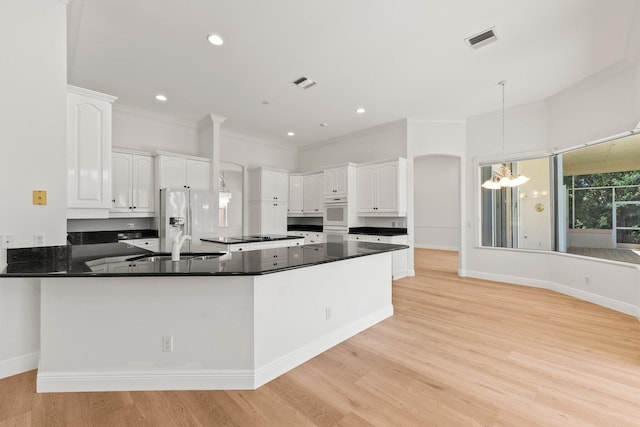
[1,248,640,426]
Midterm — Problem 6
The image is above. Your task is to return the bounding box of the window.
[480,157,553,250]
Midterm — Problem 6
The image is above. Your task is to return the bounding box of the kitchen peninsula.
[2,241,406,393]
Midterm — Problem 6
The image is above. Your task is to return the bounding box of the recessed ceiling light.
[207,34,224,46]
[287,132,295,137]
[320,122,328,127]
[155,94,168,101]
[356,107,366,114]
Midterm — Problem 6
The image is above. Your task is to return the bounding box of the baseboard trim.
[37,369,255,393]
[393,271,408,280]
[0,352,39,380]
[463,270,638,317]
[253,305,393,388]
[37,306,394,393]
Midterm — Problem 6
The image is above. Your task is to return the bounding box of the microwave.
[323,196,348,227]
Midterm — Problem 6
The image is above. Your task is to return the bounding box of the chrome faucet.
[171,231,192,261]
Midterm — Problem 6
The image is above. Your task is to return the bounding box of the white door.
[376,162,398,212]
[132,154,155,212]
[357,165,376,212]
[324,169,336,194]
[67,93,112,209]
[111,152,132,211]
[289,175,304,214]
[334,168,348,194]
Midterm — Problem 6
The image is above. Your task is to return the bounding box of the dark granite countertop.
[287,225,324,232]
[67,229,158,245]
[1,241,408,277]
[200,235,304,244]
[348,227,408,236]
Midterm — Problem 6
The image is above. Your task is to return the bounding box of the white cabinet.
[156,152,210,190]
[66,85,117,219]
[292,231,324,245]
[303,173,324,215]
[324,166,349,195]
[249,201,288,235]
[249,167,288,201]
[249,167,289,234]
[356,159,407,216]
[111,150,155,216]
[288,175,304,215]
[349,233,408,279]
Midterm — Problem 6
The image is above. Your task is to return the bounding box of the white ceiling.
[563,132,640,175]
[68,0,638,147]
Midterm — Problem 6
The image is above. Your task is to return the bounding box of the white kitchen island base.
[37,252,393,392]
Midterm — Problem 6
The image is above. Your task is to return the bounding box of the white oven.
[323,196,348,227]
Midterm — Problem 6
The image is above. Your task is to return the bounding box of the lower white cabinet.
[249,201,288,235]
[292,231,324,245]
[349,234,408,279]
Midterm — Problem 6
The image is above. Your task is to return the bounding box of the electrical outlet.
[34,233,45,246]
[162,335,174,352]
[326,306,332,320]
[126,223,135,229]
[1,235,14,249]
[584,277,591,285]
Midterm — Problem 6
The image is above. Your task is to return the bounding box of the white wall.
[221,132,297,171]
[297,120,407,172]
[0,0,68,378]
[462,61,640,318]
[113,105,200,155]
[413,155,460,250]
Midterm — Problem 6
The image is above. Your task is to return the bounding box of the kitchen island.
[2,241,406,393]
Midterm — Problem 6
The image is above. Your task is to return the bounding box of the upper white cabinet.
[156,151,210,190]
[66,85,117,219]
[111,149,155,216]
[303,173,324,215]
[288,175,304,215]
[357,158,407,216]
[324,166,349,195]
[249,167,288,201]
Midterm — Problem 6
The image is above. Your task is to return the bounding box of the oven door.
[323,203,348,227]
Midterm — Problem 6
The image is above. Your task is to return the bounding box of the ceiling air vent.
[465,27,498,50]
[293,77,317,89]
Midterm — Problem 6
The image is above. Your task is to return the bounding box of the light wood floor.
[2,249,640,426]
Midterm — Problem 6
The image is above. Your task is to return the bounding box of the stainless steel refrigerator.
[159,188,217,253]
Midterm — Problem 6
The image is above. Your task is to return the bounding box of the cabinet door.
[324,169,336,195]
[132,155,155,212]
[357,165,377,212]
[271,171,288,201]
[186,159,210,190]
[159,156,187,188]
[376,162,398,212]
[289,175,304,214]
[111,152,132,212]
[273,202,288,234]
[67,93,112,209]
[334,168,348,194]
[303,174,317,213]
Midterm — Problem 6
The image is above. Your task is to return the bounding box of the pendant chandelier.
[481,81,529,190]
